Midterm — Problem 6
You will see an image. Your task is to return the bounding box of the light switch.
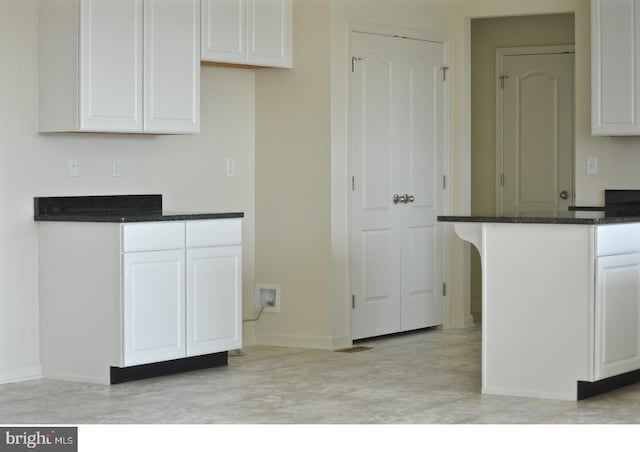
[113,159,122,177]
[68,159,78,177]
[587,156,599,175]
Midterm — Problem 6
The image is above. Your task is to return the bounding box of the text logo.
[0,427,76,451]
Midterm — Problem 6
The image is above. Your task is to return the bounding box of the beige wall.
[0,0,256,381]
[254,0,333,348]
[470,14,575,313]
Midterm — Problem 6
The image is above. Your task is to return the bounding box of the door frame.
[495,45,576,214]
[346,22,452,339]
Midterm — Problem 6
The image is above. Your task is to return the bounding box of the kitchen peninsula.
[439,207,640,400]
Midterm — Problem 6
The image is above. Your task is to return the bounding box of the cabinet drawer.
[186,219,242,248]
[122,222,185,253]
[597,223,640,256]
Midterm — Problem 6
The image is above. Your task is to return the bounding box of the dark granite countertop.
[438,209,640,225]
[33,195,244,223]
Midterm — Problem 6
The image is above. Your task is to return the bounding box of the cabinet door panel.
[595,253,640,379]
[247,0,291,68]
[201,0,246,63]
[80,0,143,132]
[123,250,186,366]
[186,246,242,356]
[592,0,640,135]
[144,0,200,133]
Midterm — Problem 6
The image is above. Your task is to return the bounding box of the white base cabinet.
[38,219,242,384]
[451,221,640,400]
[39,0,200,134]
[201,0,292,68]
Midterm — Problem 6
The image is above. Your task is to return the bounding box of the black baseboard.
[110,352,228,384]
[578,368,640,400]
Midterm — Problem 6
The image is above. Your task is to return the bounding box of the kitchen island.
[439,209,640,400]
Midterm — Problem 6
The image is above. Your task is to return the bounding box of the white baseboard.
[255,333,342,350]
[0,365,42,385]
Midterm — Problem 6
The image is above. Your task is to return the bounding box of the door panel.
[123,250,186,366]
[350,32,444,340]
[500,50,574,212]
[596,253,640,380]
[187,246,242,356]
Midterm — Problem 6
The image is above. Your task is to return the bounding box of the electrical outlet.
[226,159,235,177]
[587,156,599,175]
[255,284,281,313]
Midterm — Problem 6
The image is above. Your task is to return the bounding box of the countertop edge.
[34,212,245,223]
[437,215,640,225]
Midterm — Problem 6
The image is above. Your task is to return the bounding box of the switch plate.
[113,159,122,177]
[68,159,78,177]
[587,156,599,175]
[226,159,235,177]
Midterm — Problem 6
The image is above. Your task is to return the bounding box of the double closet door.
[350,31,445,340]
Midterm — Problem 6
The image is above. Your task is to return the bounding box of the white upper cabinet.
[201,0,292,68]
[592,0,640,135]
[39,0,200,134]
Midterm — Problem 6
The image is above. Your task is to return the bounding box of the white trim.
[0,365,43,385]
[255,333,341,350]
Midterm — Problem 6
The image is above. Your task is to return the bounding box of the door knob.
[559,190,570,200]
[393,194,414,204]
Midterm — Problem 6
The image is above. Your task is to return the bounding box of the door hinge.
[441,66,450,82]
[352,176,356,191]
[443,175,447,189]
[499,75,510,89]
[442,282,447,297]
[352,294,356,309]
[500,173,505,186]
[352,56,363,73]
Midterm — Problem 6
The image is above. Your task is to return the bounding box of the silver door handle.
[560,190,569,200]
[393,194,415,204]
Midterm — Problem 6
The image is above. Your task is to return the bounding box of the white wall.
[0,0,256,382]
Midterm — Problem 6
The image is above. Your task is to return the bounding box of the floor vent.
[335,346,373,353]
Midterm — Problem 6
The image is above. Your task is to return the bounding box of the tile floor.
[2,325,640,424]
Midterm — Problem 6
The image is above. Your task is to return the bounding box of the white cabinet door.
[201,0,246,64]
[123,249,186,366]
[201,0,291,68]
[247,0,292,68]
[595,252,640,379]
[592,0,640,135]
[79,0,143,132]
[144,0,200,133]
[186,246,242,356]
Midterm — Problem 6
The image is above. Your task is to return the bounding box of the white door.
[595,253,640,380]
[123,250,186,366]
[80,0,143,132]
[497,47,574,213]
[186,246,242,356]
[144,0,200,133]
[350,32,444,340]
